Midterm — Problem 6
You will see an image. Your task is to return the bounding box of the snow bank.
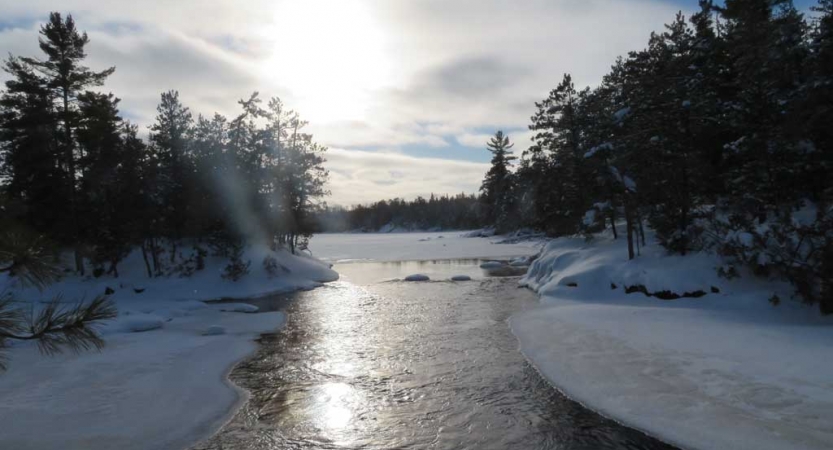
[0,310,285,450]
[116,314,166,333]
[4,245,338,307]
[214,303,259,313]
[512,232,833,450]
[0,244,338,450]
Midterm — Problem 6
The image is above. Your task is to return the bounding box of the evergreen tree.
[0,57,64,238]
[16,13,115,274]
[480,131,517,233]
[149,90,194,261]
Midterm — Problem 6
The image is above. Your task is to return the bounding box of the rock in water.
[404,274,430,282]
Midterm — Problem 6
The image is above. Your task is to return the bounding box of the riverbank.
[511,231,833,450]
[0,246,337,450]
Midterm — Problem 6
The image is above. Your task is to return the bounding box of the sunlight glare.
[315,382,355,430]
[261,0,390,124]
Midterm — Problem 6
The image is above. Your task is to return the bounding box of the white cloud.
[456,132,495,148]
[324,148,489,206]
[0,0,689,204]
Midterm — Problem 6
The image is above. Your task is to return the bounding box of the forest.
[477,0,833,313]
[315,193,485,232]
[0,13,330,280]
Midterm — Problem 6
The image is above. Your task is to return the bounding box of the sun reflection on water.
[314,383,355,430]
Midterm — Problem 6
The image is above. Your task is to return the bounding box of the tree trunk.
[638,216,646,248]
[625,201,635,261]
[140,242,152,278]
[63,89,84,276]
[610,211,618,240]
[680,205,689,256]
[149,238,161,276]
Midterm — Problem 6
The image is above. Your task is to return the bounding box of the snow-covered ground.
[511,231,833,450]
[0,246,338,450]
[309,231,543,263]
[6,229,826,450]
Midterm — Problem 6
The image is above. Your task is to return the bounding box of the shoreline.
[510,297,833,450]
[511,231,833,450]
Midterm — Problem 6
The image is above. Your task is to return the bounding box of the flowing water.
[193,260,678,450]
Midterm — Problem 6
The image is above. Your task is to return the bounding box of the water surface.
[193,260,678,450]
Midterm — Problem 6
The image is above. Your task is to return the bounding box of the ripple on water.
[192,264,679,450]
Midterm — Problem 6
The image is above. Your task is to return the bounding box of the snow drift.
[512,231,833,450]
[0,244,338,450]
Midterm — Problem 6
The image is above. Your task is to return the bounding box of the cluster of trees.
[0,13,330,280]
[315,193,485,232]
[480,0,833,313]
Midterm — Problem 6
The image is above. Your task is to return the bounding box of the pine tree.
[149,90,194,262]
[0,57,64,238]
[16,13,115,275]
[525,74,593,235]
[480,131,517,233]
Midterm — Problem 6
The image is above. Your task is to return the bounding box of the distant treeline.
[477,0,833,313]
[315,193,486,232]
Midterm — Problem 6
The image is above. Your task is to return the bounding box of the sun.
[260,0,391,124]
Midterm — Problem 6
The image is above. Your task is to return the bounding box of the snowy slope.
[511,232,833,450]
[0,245,338,450]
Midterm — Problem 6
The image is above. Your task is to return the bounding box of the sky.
[0,0,820,206]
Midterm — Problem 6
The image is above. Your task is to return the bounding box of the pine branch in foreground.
[0,231,62,290]
[0,295,117,370]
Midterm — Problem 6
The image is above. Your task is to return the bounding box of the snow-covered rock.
[461,228,496,238]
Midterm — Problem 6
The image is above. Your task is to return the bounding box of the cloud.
[0,0,688,204]
[324,148,489,206]
[456,132,495,148]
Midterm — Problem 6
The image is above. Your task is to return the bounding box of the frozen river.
[193,259,677,449]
